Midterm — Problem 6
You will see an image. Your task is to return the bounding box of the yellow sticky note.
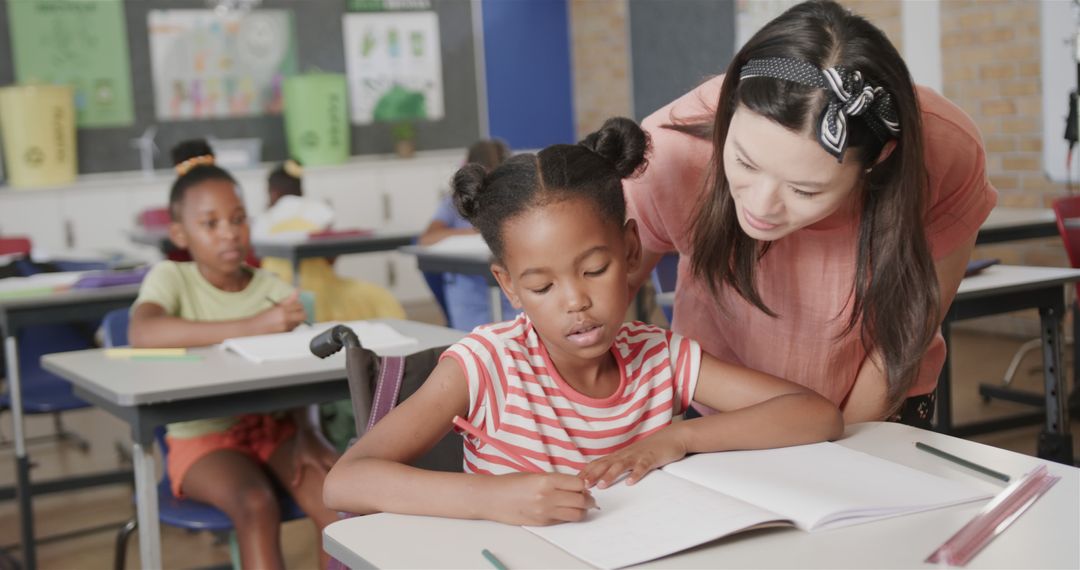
[105,348,187,358]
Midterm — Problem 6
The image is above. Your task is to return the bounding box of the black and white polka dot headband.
[739,57,901,162]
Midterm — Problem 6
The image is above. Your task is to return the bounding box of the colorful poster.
[8,0,135,128]
[148,9,297,121]
[343,12,444,125]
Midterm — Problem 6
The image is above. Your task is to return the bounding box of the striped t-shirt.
[443,314,701,475]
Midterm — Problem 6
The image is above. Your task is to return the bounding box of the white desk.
[253,230,417,286]
[977,207,1057,244]
[399,244,504,321]
[41,319,463,570]
[322,422,1079,569]
[0,282,141,570]
[937,265,1080,464]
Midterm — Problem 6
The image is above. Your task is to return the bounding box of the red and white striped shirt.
[443,314,701,475]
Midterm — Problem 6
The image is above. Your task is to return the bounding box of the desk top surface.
[41,319,463,407]
[980,207,1056,230]
[956,264,1080,297]
[252,230,417,257]
[323,422,1079,569]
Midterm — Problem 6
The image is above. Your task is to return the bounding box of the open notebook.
[221,321,417,363]
[527,442,991,569]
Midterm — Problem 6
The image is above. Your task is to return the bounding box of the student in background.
[323,118,842,525]
[129,141,338,570]
[419,140,516,330]
[253,159,406,324]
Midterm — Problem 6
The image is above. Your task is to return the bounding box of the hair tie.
[175,155,215,176]
[739,57,900,162]
[283,159,304,178]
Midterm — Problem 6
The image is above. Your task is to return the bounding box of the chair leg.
[113,517,137,570]
[53,412,91,452]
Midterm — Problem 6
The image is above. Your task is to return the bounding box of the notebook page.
[524,470,788,569]
[663,442,990,531]
[222,321,417,363]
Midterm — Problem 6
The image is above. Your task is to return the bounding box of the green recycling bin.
[283,74,350,166]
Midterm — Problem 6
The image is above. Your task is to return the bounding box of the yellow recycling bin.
[0,85,77,188]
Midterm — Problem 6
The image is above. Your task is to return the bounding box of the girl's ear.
[168,221,189,250]
[623,219,642,275]
[873,139,897,167]
[490,263,523,309]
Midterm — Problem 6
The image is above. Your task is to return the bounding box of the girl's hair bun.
[579,117,649,179]
[451,162,488,222]
[171,139,214,166]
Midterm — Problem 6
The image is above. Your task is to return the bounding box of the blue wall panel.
[482,0,575,149]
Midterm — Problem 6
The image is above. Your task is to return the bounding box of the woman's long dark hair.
[680,0,937,413]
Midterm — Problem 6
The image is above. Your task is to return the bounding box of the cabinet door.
[0,191,65,252]
[308,167,384,231]
[380,160,456,232]
[60,189,139,253]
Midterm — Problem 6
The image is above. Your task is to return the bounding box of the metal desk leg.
[133,440,162,569]
[489,287,503,322]
[1037,304,1074,464]
[5,335,36,570]
[935,320,954,435]
[291,256,301,287]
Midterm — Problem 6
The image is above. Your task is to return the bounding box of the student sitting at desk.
[129,141,339,570]
[253,159,406,324]
[419,140,516,330]
[323,119,843,525]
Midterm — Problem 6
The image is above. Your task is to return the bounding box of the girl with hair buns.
[129,140,339,570]
[323,118,841,525]
[624,0,997,427]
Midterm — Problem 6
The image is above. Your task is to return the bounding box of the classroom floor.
[0,305,1078,570]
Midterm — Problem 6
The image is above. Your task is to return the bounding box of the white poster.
[148,9,297,121]
[343,11,444,125]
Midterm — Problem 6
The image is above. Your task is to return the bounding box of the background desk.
[399,244,502,320]
[253,231,417,286]
[41,319,461,570]
[323,422,1079,569]
[936,265,1080,464]
[977,207,1057,244]
[0,284,141,570]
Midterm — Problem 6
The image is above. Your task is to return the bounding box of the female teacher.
[625,0,996,427]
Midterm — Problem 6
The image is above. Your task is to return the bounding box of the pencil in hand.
[266,294,312,326]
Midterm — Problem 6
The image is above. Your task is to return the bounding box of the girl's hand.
[485,472,597,526]
[290,425,339,489]
[259,290,306,333]
[579,427,688,489]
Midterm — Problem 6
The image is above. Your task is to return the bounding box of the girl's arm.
[580,352,843,488]
[128,292,306,348]
[842,232,976,422]
[323,358,596,525]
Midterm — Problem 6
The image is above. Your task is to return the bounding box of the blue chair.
[650,253,679,326]
[0,257,110,450]
[102,309,306,570]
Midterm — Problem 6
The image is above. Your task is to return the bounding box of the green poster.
[8,0,135,128]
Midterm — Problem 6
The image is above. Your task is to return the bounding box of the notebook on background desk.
[221,321,418,364]
[528,442,991,569]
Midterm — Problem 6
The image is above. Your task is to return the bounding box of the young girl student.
[323,119,843,526]
[128,141,339,569]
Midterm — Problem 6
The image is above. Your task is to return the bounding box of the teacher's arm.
[842,232,977,423]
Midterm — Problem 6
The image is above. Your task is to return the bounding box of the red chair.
[0,236,31,256]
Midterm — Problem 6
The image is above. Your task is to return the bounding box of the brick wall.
[568,0,632,139]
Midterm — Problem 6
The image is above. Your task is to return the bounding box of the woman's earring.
[864,167,873,174]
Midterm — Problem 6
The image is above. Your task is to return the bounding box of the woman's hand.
[258,290,307,333]
[290,425,339,489]
[484,472,597,526]
[579,426,688,489]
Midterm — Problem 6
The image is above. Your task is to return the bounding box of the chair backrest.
[343,342,462,473]
[0,236,32,256]
[1053,195,1080,269]
[102,308,131,349]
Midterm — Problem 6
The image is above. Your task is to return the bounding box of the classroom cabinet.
[0,149,464,303]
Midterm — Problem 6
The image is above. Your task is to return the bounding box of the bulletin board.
[0,0,481,175]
